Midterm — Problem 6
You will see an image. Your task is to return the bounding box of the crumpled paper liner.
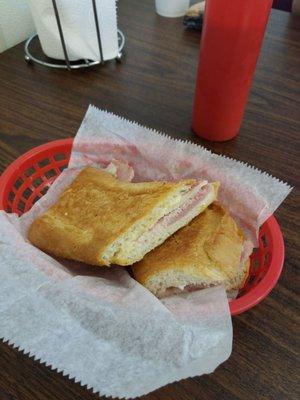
[0,105,292,398]
[70,106,292,244]
[0,212,231,399]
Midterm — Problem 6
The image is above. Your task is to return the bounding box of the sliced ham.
[105,159,134,182]
[158,183,211,228]
[136,182,213,246]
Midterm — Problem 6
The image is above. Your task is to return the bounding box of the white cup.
[155,0,190,18]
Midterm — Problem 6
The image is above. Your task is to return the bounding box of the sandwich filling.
[108,181,217,265]
[137,182,212,242]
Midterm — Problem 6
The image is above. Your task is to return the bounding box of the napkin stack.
[27,0,119,61]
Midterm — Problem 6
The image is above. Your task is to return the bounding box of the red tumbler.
[192,0,273,141]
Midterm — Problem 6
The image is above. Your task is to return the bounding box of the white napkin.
[27,0,118,61]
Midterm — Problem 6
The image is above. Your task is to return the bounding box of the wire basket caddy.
[24,0,125,70]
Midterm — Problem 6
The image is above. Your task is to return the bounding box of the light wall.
[0,0,35,53]
[293,0,300,13]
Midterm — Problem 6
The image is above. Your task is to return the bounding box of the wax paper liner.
[0,105,291,398]
[69,105,292,244]
[0,211,232,399]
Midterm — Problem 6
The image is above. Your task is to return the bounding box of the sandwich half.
[132,203,250,296]
[28,166,219,266]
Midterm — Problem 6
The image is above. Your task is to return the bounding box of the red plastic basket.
[0,139,285,315]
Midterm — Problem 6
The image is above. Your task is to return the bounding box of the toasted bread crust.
[132,203,249,292]
[28,166,199,266]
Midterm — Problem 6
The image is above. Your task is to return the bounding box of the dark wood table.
[0,1,299,399]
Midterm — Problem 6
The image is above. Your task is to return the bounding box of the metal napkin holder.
[24,0,125,70]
